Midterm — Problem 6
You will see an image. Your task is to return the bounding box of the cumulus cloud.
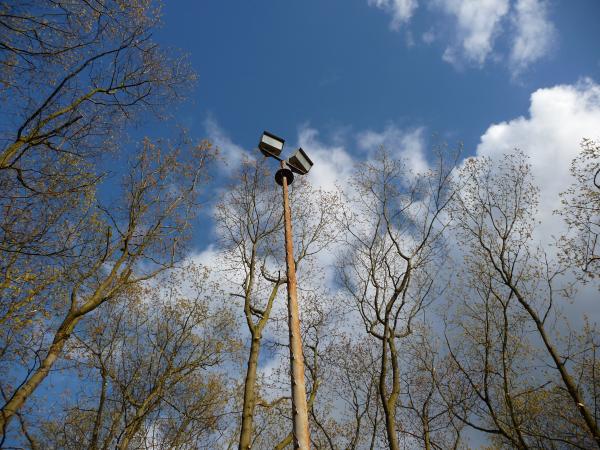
[476,79,600,244]
[468,79,600,323]
[368,0,418,29]
[509,0,556,74]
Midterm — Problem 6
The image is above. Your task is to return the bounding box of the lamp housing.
[287,148,313,175]
[259,131,285,158]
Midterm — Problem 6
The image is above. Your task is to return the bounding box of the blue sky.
[147,0,600,259]
[153,0,599,156]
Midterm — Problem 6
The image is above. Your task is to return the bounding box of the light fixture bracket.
[275,166,294,186]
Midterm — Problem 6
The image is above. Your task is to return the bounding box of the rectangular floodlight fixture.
[287,148,313,175]
[259,131,285,158]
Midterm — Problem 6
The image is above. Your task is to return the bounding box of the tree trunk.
[90,367,108,450]
[239,335,262,450]
[423,418,431,450]
[382,402,399,450]
[378,333,400,450]
[0,313,80,433]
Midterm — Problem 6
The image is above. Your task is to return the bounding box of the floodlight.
[287,148,313,175]
[259,131,285,158]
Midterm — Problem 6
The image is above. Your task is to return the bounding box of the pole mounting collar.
[275,167,294,186]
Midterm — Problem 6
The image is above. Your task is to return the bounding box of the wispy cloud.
[368,0,419,29]
[367,0,556,74]
[203,115,248,172]
[509,0,556,75]
[439,0,510,67]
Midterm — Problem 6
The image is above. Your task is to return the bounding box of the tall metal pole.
[279,161,311,449]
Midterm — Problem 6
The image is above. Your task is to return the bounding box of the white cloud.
[509,0,555,74]
[203,116,248,172]
[296,126,356,193]
[368,0,418,30]
[367,0,556,73]
[188,244,220,269]
[439,0,510,66]
[476,79,600,244]
[357,125,429,175]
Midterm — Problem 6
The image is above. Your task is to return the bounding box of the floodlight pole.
[278,160,311,450]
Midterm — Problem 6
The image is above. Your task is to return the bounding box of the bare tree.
[442,277,541,449]
[308,334,385,450]
[338,148,457,450]
[31,264,232,450]
[0,3,202,439]
[0,0,195,372]
[399,329,465,450]
[215,159,284,450]
[0,137,213,441]
[450,151,600,448]
[0,0,192,173]
[559,138,600,280]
